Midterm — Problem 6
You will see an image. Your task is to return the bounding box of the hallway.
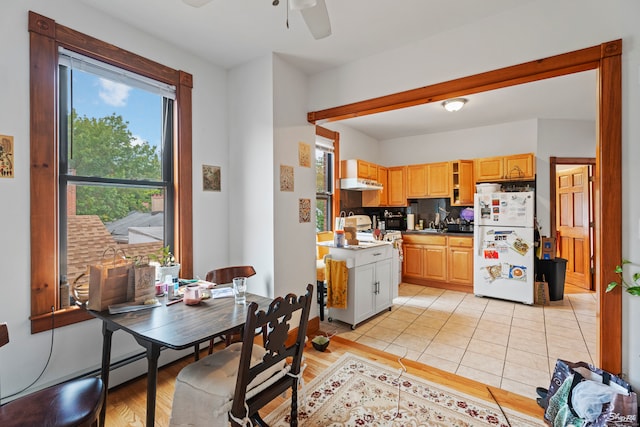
[320,282,596,399]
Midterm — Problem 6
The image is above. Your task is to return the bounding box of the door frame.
[550,157,596,290]
[308,40,622,374]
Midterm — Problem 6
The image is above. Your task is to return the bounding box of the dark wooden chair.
[0,323,105,427]
[204,265,257,353]
[169,284,313,427]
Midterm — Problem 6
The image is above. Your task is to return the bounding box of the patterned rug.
[265,353,544,426]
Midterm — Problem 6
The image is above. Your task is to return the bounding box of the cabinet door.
[387,167,406,206]
[402,244,423,278]
[406,164,428,198]
[362,189,381,207]
[427,162,450,197]
[374,258,393,313]
[353,263,376,323]
[378,166,388,206]
[447,247,473,286]
[451,160,475,206]
[424,246,447,281]
[475,156,504,182]
[504,153,535,180]
[356,160,370,179]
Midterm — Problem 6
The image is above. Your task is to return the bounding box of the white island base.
[323,241,394,330]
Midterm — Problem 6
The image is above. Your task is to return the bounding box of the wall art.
[298,142,311,168]
[0,135,14,178]
[280,165,294,191]
[202,164,221,191]
[299,198,311,223]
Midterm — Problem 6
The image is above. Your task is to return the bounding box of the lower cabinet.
[402,234,474,291]
[447,237,474,288]
[328,248,393,329]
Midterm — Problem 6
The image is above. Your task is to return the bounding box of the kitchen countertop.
[402,230,474,237]
[316,240,392,250]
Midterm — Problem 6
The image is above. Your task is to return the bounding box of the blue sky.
[72,70,162,149]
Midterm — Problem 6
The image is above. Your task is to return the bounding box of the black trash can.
[536,258,568,301]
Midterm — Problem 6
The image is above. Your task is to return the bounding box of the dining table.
[88,290,274,427]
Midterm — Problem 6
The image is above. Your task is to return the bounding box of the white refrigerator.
[473,191,535,304]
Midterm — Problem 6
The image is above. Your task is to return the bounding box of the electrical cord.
[0,306,56,402]
[392,348,408,420]
[487,386,512,427]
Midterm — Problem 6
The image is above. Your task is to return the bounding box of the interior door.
[556,165,592,290]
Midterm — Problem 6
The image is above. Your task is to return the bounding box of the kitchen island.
[319,241,394,329]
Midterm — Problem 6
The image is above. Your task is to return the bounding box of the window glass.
[59,57,174,290]
[315,146,333,232]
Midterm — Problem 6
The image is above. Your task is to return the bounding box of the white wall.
[536,119,595,236]
[0,1,229,395]
[228,56,275,298]
[378,119,538,166]
[323,122,381,164]
[308,0,640,387]
[273,55,317,306]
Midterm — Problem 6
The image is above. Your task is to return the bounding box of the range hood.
[340,178,383,191]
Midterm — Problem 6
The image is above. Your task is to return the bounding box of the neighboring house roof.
[106,211,164,242]
[67,214,163,284]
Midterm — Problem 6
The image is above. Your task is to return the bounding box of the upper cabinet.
[377,166,388,206]
[387,166,406,206]
[341,159,378,180]
[475,153,535,182]
[427,162,450,197]
[362,166,387,207]
[406,164,428,198]
[450,160,474,206]
[406,162,450,198]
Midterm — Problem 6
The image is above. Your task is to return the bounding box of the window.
[58,49,175,288]
[315,142,333,232]
[29,12,193,332]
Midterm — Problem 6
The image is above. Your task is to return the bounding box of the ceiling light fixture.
[442,98,467,112]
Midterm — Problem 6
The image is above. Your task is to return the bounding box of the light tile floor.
[320,283,597,399]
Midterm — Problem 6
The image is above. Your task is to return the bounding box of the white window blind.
[58,47,176,100]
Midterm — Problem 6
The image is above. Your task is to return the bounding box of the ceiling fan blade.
[182,0,213,7]
[300,0,331,39]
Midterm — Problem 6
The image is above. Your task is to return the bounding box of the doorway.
[550,157,596,291]
[308,40,622,374]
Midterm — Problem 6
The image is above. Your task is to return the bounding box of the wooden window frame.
[308,41,623,375]
[29,11,193,333]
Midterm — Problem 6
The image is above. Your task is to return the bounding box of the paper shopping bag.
[128,256,156,304]
[88,248,133,311]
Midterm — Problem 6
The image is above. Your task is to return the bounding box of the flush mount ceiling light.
[442,98,468,112]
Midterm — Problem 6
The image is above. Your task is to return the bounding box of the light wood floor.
[105,335,544,426]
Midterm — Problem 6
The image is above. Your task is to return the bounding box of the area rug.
[265,353,544,426]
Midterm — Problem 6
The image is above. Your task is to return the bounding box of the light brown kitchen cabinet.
[387,166,406,206]
[450,160,474,206]
[362,166,388,207]
[427,162,450,197]
[475,153,535,182]
[378,166,388,205]
[406,162,449,198]
[402,234,447,282]
[402,244,423,279]
[406,164,428,198]
[341,159,379,180]
[447,236,474,287]
[402,233,474,292]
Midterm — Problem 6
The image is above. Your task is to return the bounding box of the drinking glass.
[232,277,247,304]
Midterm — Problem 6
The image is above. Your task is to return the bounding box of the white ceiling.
[78,0,596,140]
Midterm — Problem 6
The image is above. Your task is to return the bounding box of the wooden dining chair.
[0,323,105,427]
[204,265,257,353]
[169,284,313,427]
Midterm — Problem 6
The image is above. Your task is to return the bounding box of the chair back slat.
[229,284,313,426]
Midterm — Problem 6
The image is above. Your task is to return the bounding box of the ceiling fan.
[182,0,332,40]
